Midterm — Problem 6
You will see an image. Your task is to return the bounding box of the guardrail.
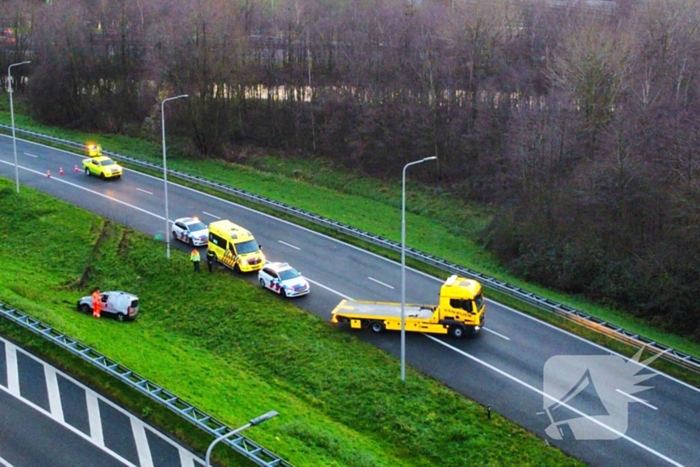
[0,302,292,467]
[3,124,700,374]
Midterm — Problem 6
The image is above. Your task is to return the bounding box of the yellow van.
[207,220,265,272]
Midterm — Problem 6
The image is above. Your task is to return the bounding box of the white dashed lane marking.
[482,327,510,341]
[368,277,394,289]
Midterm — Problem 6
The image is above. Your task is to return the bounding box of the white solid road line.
[368,277,394,289]
[278,240,301,250]
[0,337,205,466]
[617,389,658,410]
[493,298,700,394]
[2,139,692,465]
[202,211,220,219]
[0,456,15,467]
[424,334,684,467]
[136,187,153,195]
[0,160,167,221]
[0,385,138,467]
[23,152,38,158]
[2,139,696,395]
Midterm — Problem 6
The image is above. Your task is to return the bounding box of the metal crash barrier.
[0,302,292,467]
[2,124,699,375]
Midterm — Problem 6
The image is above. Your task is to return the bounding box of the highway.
[1,136,698,467]
[0,336,205,467]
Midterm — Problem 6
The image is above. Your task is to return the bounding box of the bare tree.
[548,20,633,153]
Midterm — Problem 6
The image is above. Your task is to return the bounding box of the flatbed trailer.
[331,275,485,338]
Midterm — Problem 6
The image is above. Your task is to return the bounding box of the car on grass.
[172,217,209,246]
[76,291,139,321]
[82,156,122,179]
[258,262,310,298]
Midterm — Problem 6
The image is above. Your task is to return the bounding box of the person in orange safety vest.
[92,288,102,318]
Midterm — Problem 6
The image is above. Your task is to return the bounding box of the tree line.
[2,0,699,339]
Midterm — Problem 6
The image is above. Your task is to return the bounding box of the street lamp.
[8,60,31,193]
[205,410,279,467]
[161,94,188,259]
[401,156,437,381]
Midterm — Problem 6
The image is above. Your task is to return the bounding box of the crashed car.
[77,291,139,321]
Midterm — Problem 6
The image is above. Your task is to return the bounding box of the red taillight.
[127,306,131,313]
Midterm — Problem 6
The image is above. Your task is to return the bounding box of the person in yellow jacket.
[191,248,201,272]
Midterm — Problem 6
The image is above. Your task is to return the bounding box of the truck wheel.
[79,304,91,313]
[117,313,125,322]
[370,321,385,333]
[449,325,466,338]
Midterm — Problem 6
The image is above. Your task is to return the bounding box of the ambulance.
[207,220,265,272]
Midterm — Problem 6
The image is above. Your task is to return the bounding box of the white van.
[77,291,139,321]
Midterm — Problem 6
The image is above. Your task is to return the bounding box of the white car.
[258,262,310,298]
[76,291,139,321]
[172,217,208,246]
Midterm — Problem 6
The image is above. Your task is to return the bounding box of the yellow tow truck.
[331,275,485,338]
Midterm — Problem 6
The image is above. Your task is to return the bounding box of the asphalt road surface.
[0,336,204,467]
[1,136,699,467]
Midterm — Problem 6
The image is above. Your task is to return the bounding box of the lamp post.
[8,60,31,193]
[205,411,279,467]
[401,156,437,381]
[161,94,188,259]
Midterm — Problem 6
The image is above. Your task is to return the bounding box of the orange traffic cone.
[74,165,79,173]
[59,167,65,175]
[46,170,51,178]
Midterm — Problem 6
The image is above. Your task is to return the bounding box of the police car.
[258,262,310,298]
[172,217,208,246]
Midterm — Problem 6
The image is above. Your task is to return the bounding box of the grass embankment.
[0,180,582,466]
[2,108,699,383]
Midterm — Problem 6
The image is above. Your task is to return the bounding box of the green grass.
[3,107,700,362]
[2,104,700,380]
[0,180,582,466]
